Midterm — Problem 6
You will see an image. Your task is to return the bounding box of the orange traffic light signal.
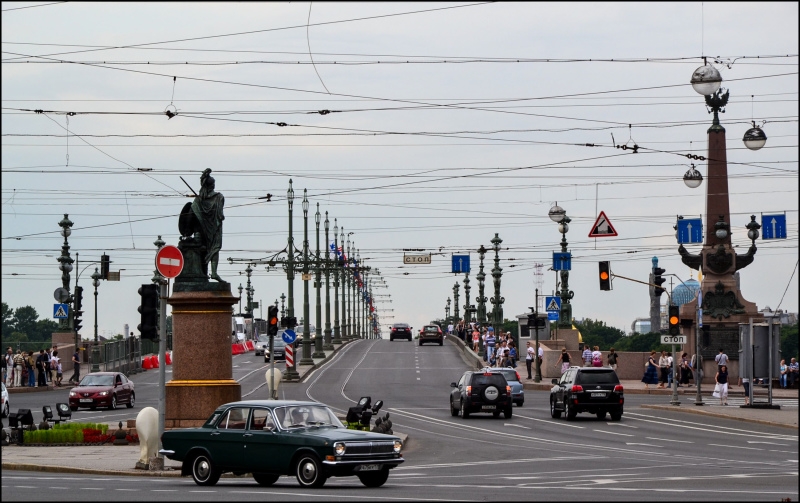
[668,305,680,335]
[267,306,279,336]
[599,261,611,291]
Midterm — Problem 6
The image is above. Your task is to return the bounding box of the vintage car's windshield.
[274,405,344,429]
[79,375,114,386]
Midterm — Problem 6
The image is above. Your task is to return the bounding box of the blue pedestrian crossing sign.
[53,303,69,319]
[676,218,703,244]
[281,329,297,345]
[545,296,561,312]
[552,252,571,271]
[451,255,470,274]
[761,214,787,240]
[547,311,559,322]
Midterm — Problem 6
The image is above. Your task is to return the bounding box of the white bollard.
[135,406,159,468]
[265,368,283,399]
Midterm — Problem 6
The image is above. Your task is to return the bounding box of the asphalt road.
[3,338,798,501]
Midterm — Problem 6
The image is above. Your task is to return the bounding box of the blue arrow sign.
[547,311,559,322]
[761,214,787,240]
[53,303,69,319]
[451,255,470,274]
[281,329,297,345]
[552,252,571,271]
[545,296,561,312]
[676,218,703,244]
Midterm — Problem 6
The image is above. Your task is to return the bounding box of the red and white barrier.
[285,345,294,367]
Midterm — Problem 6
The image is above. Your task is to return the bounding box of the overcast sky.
[2,2,797,339]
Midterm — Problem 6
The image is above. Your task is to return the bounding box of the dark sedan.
[68,372,135,410]
[550,366,624,420]
[160,400,404,488]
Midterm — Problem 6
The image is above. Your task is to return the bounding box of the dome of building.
[672,278,700,306]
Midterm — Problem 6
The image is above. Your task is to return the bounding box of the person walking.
[12,350,25,388]
[607,348,618,371]
[69,349,81,385]
[485,329,496,363]
[508,341,518,368]
[666,352,674,387]
[472,326,480,353]
[715,348,729,372]
[555,348,571,374]
[582,345,593,367]
[714,364,730,405]
[657,350,669,388]
[26,351,36,387]
[738,376,751,406]
[51,351,62,387]
[591,346,603,367]
[642,351,659,389]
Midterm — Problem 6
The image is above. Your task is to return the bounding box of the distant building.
[760,307,798,326]
[631,318,651,334]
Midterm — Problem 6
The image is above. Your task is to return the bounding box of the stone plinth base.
[166,287,238,427]
[165,379,241,428]
[552,328,580,351]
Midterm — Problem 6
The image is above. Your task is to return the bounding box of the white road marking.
[514,414,584,429]
[605,422,637,428]
[707,443,762,450]
[647,437,693,443]
[594,429,634,437]
[505,423,531,429]
[625,412,797,441]
[747,441,788,446]
[627,442,659,447]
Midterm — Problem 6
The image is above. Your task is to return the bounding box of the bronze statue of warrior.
[178,169,225,281]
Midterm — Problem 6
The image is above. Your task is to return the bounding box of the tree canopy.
[1,301,60,352]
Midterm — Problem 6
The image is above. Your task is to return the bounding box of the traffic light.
[598,261,611,291]
[668,305,680,336]
[73,286,84,334]
[267,306,279,336]
[100,254,110,280]
[138,284,159,341]
[286,316,298,329]
[653,267,666,297]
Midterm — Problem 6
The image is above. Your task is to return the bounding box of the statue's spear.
[180,176,198,197]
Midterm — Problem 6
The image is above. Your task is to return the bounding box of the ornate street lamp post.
[244,264,253,316]
[280,292,286,319]
[332,221,342,344]
[299,190,314,366]
[57,214,75,332]
[90,267,102,373]
[452,282,460,323]
[489,233,505,335]
[323,212,334,350]
[344,233,351,340]
[313,204,325,358]
[356,250,363,339]
[237,284,243,315]
[476,245,488,325]
[445,297,451,322]
[284,181,299,380]
[549,206,574,328]
[463,272,471,326]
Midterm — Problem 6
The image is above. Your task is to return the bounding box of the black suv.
[450,371,512,419]
[390,323,413,341]
[549,366,624,421]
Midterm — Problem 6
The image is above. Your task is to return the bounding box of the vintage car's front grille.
[344,441,395,456]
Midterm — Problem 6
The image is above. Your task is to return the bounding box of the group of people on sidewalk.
[779,358,799,389]
[3,345,81,389]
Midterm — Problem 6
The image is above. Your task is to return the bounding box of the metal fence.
[101,333,172,375]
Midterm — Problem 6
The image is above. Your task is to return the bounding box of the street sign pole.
[534,289,541,383]
[157,279,167,461]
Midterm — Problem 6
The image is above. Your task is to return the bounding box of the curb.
[640,404,799,429]
[1,462,182,477]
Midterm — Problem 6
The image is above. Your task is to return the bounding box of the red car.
[68,372,135,411]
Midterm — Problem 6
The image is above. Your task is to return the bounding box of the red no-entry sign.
[156,245,184,279]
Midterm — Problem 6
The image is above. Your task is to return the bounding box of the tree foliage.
[575,318,668,352]
[1,302,60,351]
[781,323,798,360]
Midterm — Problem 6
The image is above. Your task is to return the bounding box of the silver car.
[481,367,524,406]
[254,335,270,356]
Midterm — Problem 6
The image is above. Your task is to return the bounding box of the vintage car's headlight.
[98,391,109,396]
[69,391,77,397]
[334,442,346,456]
[393,440,402,453]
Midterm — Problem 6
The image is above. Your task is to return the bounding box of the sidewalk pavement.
[2,337,413,478]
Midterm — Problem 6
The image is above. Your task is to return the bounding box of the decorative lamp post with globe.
[90,267,102,373]
[549,205,574,328]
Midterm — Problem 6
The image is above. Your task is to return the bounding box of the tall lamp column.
[313,204,325,358]
[90,267,102,373]
[299,190,314,366]
[332,222,342,344]
[323,212,334,350]
[284,181,299,380]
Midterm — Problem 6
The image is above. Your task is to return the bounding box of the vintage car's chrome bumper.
[158,449,175,457]
[322,456,404,466]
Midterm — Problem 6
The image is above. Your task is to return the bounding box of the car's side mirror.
[551,378,558,385]
[450,382,457,388]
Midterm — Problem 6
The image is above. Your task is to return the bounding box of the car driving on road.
[68,372,135,411]
[160,400,404,488]
[419,324,443,346]
[389,323,413,341]
[450,370,512,419]
[550,366,624,421]
[480,367,524,406]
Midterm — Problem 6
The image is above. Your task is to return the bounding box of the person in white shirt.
[667,352,674,386]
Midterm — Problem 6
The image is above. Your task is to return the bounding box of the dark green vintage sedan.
[159,400,404,488]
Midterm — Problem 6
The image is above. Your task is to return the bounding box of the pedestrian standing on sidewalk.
[485,329,496,362]
[657,350,669,388]
[51,351,61,387]
[642,351,659,389]
[666,352,674,387]
[472,326,480,353]
[525,341,534,379]
[607,348,618,370]
[4,347,13,387]
[70,350,81,385]
[779,359,788,388]
[738,376,750,405]
[715,348,729,372]
[555,348,571,374]
[679,352,691,386]
[714,365,729,405]
[582,345,593,367]
[12,350,24,387]
[26,351,36,387]
[691,353,703,387]
[35,349,48,387]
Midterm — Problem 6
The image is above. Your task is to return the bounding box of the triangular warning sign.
[546,298,560,311]
[589,211,618,238]
[54,306,67,318]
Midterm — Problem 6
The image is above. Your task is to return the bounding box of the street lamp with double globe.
[90,267,102,372]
